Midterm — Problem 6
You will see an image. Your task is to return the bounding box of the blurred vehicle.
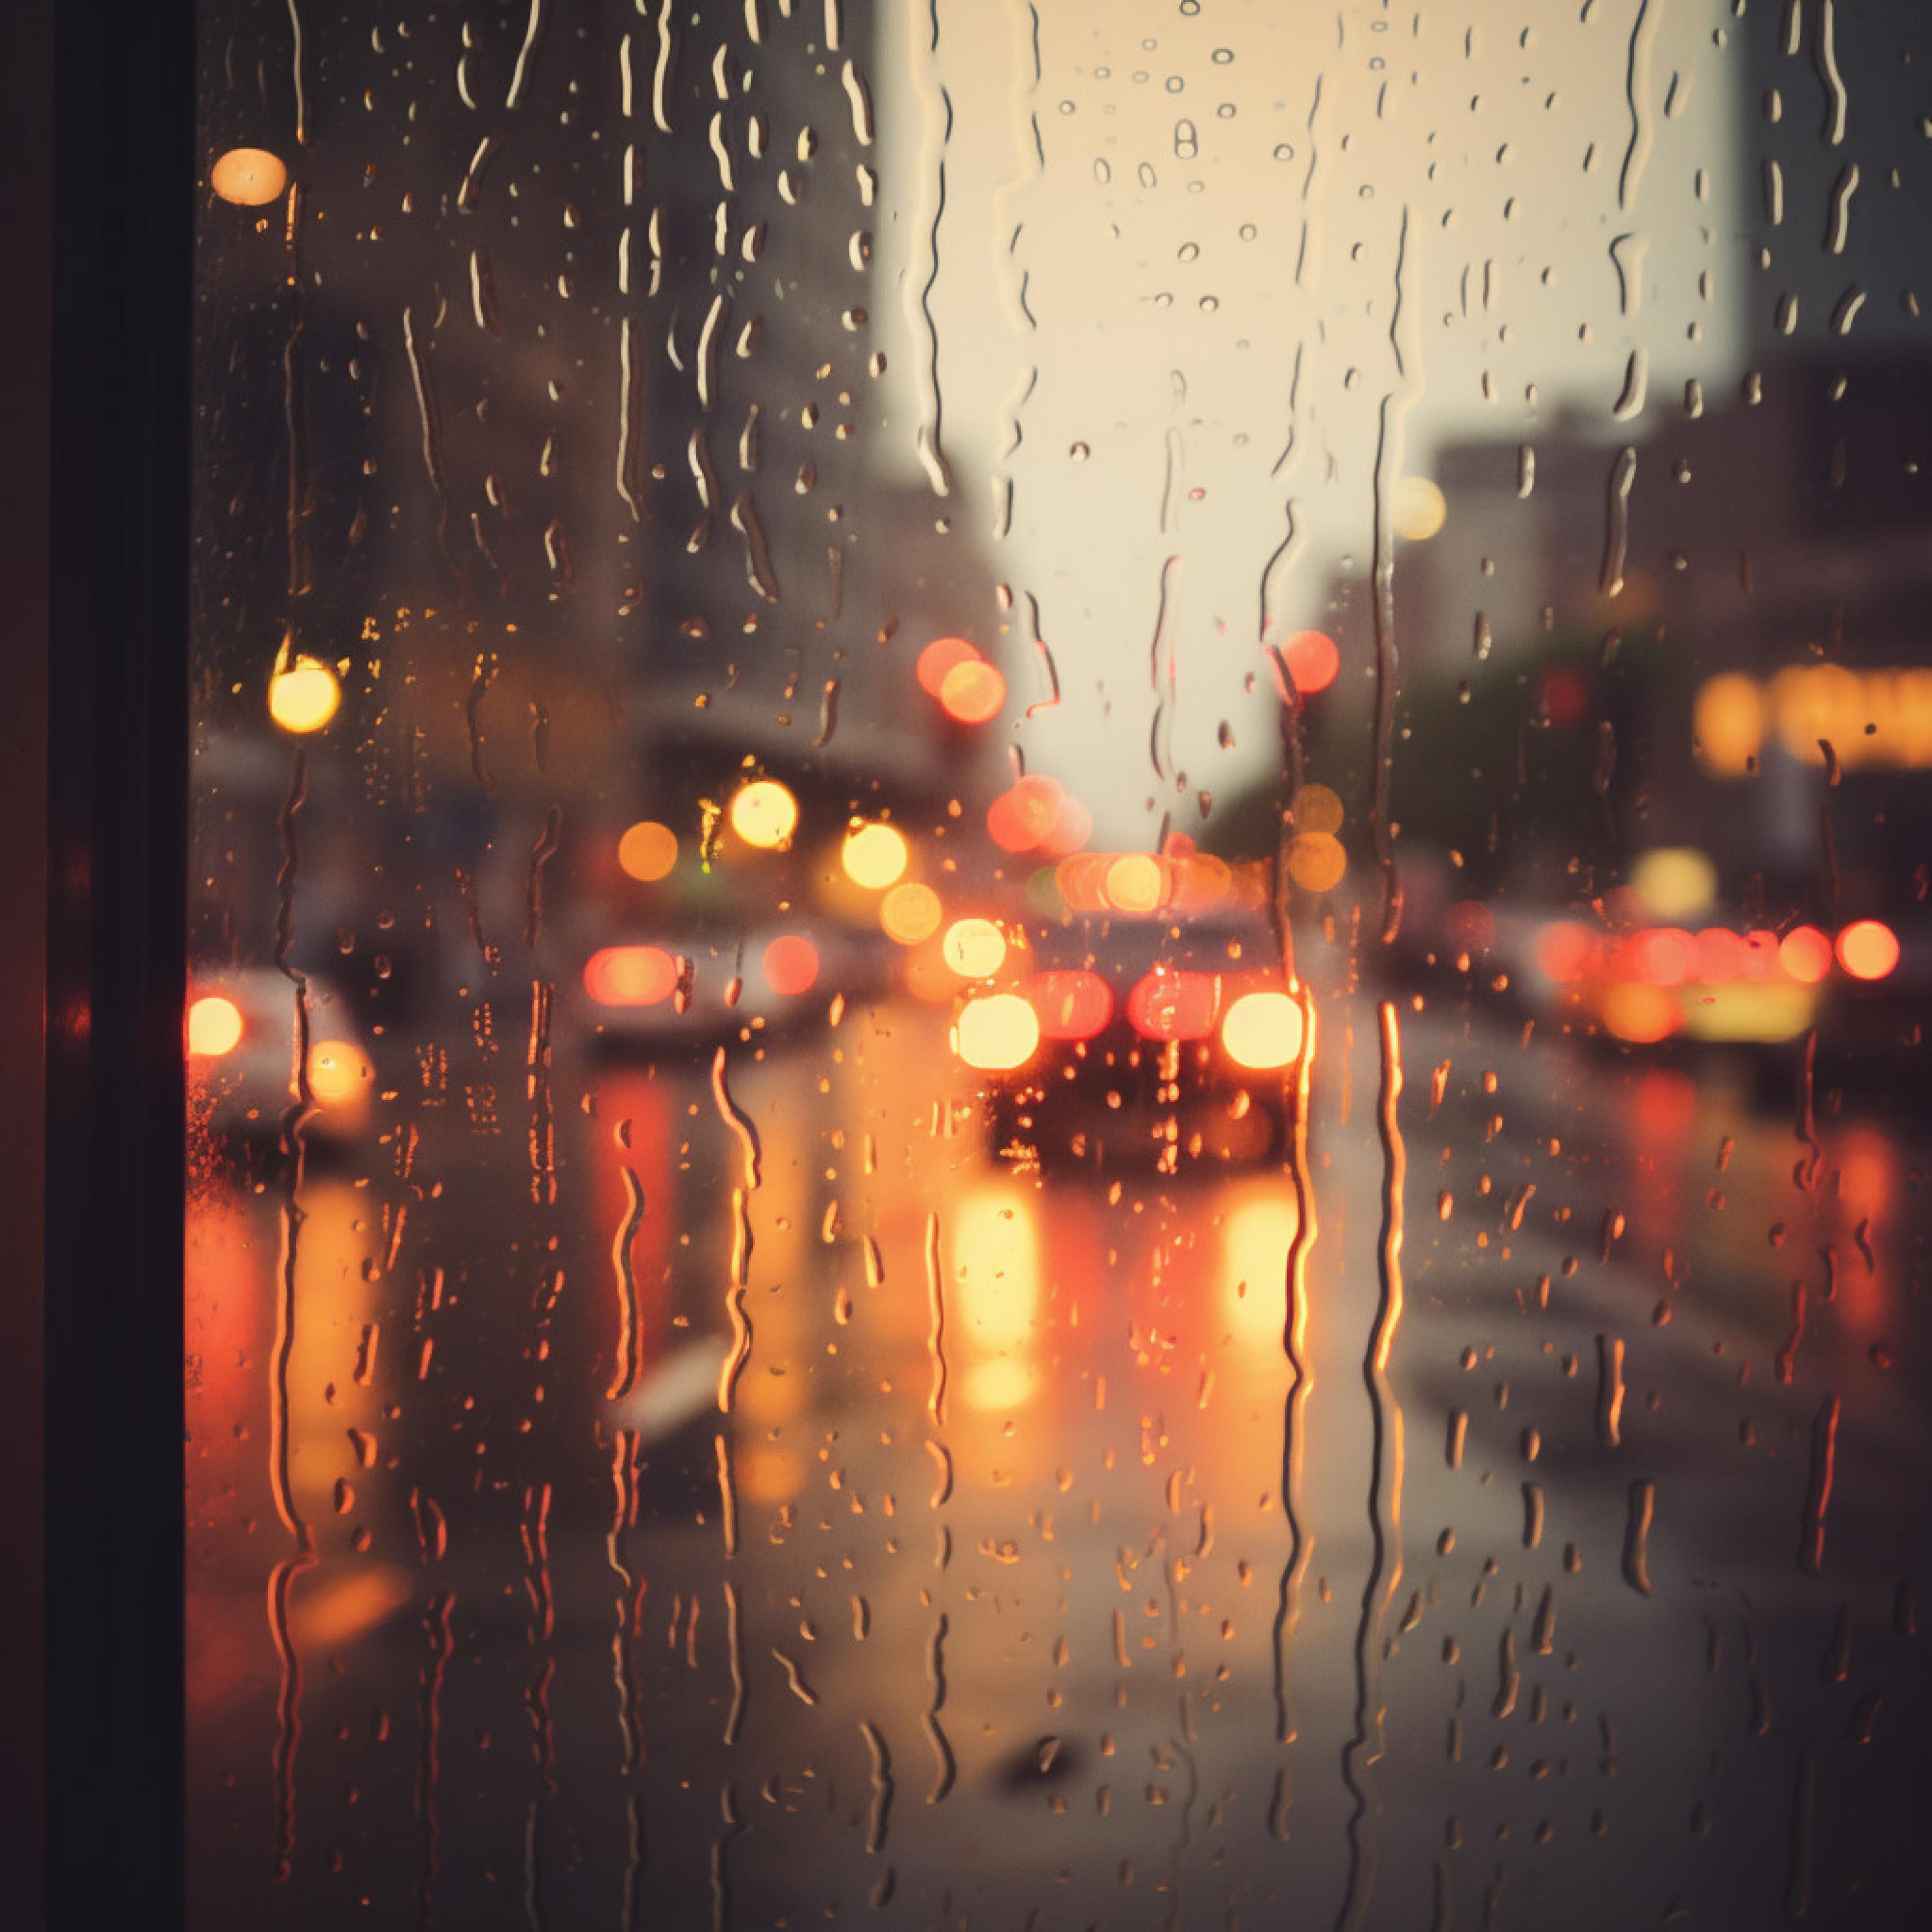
[567,916,891,1053]
[949,849,1305,1173]
[187,967,375,1148]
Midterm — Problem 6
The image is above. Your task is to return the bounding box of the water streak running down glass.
[188,3,1932,1925]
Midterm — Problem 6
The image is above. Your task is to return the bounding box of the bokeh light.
[307,1041,371,1108]
[1392,475,1448,542]
[267,658,341,734]
[1600,983,1682,1045]
[1029,970,1113,1040]
[1103,853,1166,914]
[1631,848,1718,921]
[1126,971,1220,1041]
[1291,782,1345,834]
[1221,991,1305,1070]
[1286,831,1347,893]
[1536,921,1596,983]
[952,993,1040,1072]
[584,945,679,1006]
[1627,927,1697,987]
[1282,629,1340,694]
[1692,674,1765,777]
[211,147,288,205]
[617,820,679,882]
[942,918,1007,978]
[728,779,799,850]
[880,882,943,945]
[187,995,243,1058]
[841,820,909,889]
[1836,919,1899,981]
[1778,925,1834,984]
[762,934,820,996]
[917,635,981,698]
[938,658,1007,724]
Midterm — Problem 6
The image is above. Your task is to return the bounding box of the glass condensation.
[187,3,1932,1925]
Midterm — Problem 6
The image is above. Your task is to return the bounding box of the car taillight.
[1028,970,1113,1041]
[585,945,679,1005]
[1126,970,1219,1041]
[953,993,1040,1072]
[1220,991,1304,1070]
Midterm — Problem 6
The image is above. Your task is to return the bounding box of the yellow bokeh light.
[211,147,288,206]
[953,992,1040,1072]
[187,995,243,1058]
[307,1041,371,1108]
[1630,848,1717,922]
[1103,853,1166,914]
[1286,831,1347,893]
[1291,783,1345,835]
[1392,475,1448,542]
[728,779,799,850]
[1221,991,1305,1070]
[941,917,1007,978]
[880,881,943,945]
[841,820,909,889]
[617,820,679,882]
[267,658,341,735]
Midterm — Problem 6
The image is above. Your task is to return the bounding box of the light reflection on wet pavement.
[187,994,1932,1929]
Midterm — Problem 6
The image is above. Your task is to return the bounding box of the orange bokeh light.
[1779,925,1834,984]
[585,945,679,1006]
[939,658,1007,725]
[617,820,679,882]
[1836,920,1899,981]
[918,636,982,698]
[1282,629,1340,694]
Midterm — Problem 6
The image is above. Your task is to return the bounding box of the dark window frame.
[6,3,193,1924]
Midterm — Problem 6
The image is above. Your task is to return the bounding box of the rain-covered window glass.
[187,3,1932,1924]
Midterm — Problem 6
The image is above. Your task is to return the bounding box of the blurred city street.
[185,978,1932,1930]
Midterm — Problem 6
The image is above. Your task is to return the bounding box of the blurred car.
[187,966,375,1148]
[566,916,895,1054]
[949,858,1307,1172]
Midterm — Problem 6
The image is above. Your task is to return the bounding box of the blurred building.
[191,0,1012,998]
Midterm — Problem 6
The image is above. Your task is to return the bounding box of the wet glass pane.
[187,2,1932,1924]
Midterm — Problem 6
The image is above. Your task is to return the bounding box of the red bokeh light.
[1126,970,1220,1041]
[762,934,821,997]
[1626,927,1696,987]
[1536,920,1596,983]
[1281,629,1340,695]
[1029,970,1115,1041]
